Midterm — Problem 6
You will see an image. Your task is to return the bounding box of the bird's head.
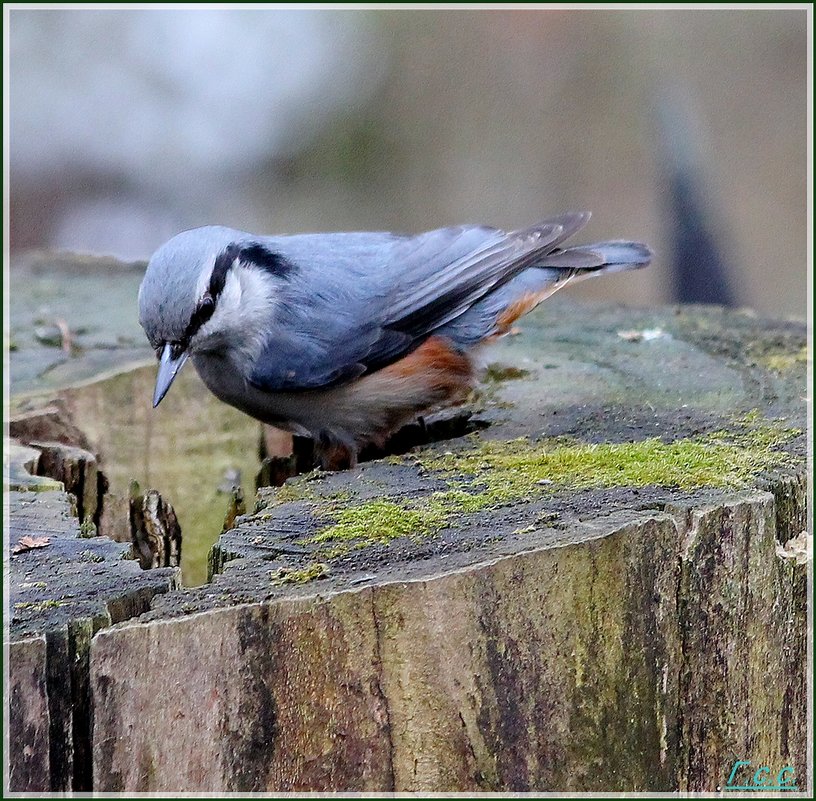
[138,226,286,408]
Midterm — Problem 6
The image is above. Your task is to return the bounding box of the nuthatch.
[138,213,651,467]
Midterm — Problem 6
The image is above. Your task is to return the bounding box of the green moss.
[78,517,97,538]
[15,599,65,611]
[299,412,799,559]
[304,499,447,558]
[271,562,330,585]
[483,363,530,382]
[259,482,316,507]
[759,345,809,372]
[259,475,349,510]
[424,427,797,497]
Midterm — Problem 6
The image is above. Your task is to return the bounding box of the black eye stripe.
[177,293,216,351]
[208,243,241,300]
[174,241,294,355]
[208,242,294,302]
[238,243,294,278]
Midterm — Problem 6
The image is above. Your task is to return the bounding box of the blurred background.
[9,7,808,318]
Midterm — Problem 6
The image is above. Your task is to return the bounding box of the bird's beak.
[153,343,189,408]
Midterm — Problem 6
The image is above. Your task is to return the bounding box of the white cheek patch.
[212,269,244,321]
[194,254,217,302]
[194,265,277,371]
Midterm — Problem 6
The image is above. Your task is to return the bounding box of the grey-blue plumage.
[138,212,651,463]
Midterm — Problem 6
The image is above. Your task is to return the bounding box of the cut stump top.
[145,301,808,619]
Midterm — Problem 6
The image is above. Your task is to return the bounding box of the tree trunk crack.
[369,590,396,792]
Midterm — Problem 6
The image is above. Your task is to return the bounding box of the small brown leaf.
[12,535,52,554]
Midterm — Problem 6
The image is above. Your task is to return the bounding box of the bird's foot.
[315,430,358,471]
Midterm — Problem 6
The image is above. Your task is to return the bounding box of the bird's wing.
[248,213,589,391]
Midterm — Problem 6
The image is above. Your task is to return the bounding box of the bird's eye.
[154,344,164,360]
[198,293,215,322]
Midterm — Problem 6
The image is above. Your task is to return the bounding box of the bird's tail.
[535,240,653,274]
[436,235,652,346]
[481,240,651,336]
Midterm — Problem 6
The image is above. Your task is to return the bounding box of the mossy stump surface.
[6,251,809,793]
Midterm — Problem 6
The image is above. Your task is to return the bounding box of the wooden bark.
[29,440,103,527]
[7,469,179,791]
[128,482,183,570]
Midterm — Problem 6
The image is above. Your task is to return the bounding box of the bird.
[138,212,651,469]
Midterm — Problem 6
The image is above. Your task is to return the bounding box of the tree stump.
[6,251,809,793]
